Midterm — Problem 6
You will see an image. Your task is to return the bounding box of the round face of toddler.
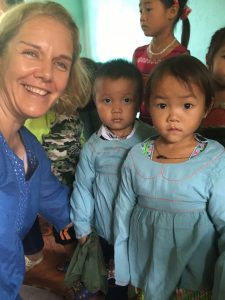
[211,43,225,88]
[94,77,139,138]
[149,74,207,145]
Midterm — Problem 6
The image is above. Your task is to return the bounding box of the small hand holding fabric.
[79,235,88,245]
[59,223,73,241]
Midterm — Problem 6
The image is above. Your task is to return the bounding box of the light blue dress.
[0,127,70,300]
[114,138,225,300]
[70,120,154,244]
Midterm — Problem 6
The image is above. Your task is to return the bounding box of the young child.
[134,0,191,124]
[114,55,225,300]
[200,27,225,146]
[70,59,155,299]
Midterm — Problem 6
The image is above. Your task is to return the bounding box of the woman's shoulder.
[21,126,42,145]
[20,126,48,160]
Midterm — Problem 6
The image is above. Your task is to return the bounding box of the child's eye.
[184,103,193,109]
[123,97,133,104]
[103,98,112,104]
[157,103,167,109]
[145,5,152,12]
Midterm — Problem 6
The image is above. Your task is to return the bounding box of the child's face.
[95,77,138,138]
[139,0,175,37]
[149,74,207,144]
[212,44,225,88]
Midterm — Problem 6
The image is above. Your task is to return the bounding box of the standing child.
[114,55,225,300]
[200,27,225,146]
[70,59,155,300]
[134,0,191,124]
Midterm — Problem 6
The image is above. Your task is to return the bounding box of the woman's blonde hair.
[0,1,91,113]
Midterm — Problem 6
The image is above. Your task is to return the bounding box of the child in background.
[134,0,191,124]
[70,59,155,300]
[200,27,225,146]
[114,55,225,300]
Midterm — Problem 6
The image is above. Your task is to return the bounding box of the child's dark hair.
[145,55,214,111]
[94,59,143,106]
[206,27,225,70]
[161,0,190,48]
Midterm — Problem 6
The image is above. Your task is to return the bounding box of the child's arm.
[70,141,95,241]
[114,152,137,286]
[208,161,225,300]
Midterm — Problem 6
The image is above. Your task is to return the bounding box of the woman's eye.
[184,103,193,109]
[55,61,68,71]
[23,50,38,58]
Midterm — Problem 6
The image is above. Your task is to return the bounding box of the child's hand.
[79,235,88,245]
[59,223,73,241]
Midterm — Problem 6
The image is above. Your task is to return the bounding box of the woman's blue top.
[0,127,70,300]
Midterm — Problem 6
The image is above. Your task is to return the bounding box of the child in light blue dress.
[114,55,225,300]
[70,59,155,299]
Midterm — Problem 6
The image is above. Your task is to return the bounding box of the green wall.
[25,0,225,63]
[177,0,225,63]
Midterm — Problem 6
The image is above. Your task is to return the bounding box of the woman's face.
[0,15,74,122]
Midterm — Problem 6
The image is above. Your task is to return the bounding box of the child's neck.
[148,33,178,59]
[151,33,176,50]
[153,137,198,164]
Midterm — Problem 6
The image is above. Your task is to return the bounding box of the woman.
[0,2,90,299]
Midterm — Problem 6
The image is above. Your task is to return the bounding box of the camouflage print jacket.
[42,111,83,189]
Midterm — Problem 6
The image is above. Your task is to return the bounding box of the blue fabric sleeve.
[38,149,70,232]
[208,166,225,300]
[114,152,137,286]
[70,141,95,238]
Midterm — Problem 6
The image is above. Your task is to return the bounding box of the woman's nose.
[34,61,53,82]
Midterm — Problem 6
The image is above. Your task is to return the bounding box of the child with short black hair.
[70,59,155,299]
[114,55,225,299]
